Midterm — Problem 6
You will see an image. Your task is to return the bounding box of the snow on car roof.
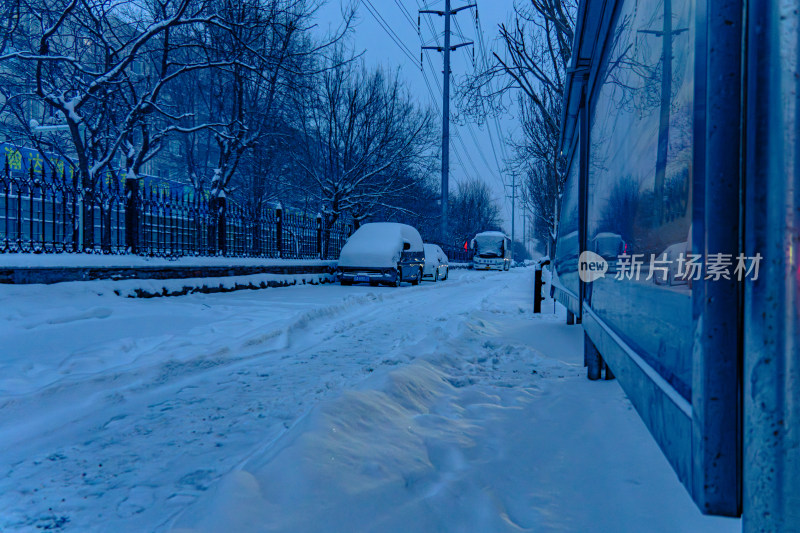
[350,223,423,247]
[338,223,423,268]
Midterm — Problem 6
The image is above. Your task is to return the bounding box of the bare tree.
[294,54,435,253]
[181,1,354,202]
[0,0,223,184]
[0,0,235,249]
[513,95,564,248]
[458,0,576,253]
[448,178,502,248]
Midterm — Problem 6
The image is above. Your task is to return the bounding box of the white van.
[422,243,449,281]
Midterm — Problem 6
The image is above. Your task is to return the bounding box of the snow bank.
[113,272,336,298]
[338,223,423,269]
[0,261,336,298]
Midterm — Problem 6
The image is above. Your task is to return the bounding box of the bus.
[471,231,511,271]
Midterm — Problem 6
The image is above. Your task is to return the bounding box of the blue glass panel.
[555,150,580,298]
[586,0,695,399]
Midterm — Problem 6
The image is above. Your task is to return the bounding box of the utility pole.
[420,1,474,243]
[510,173,516,262]
[639,0,687,225]
[523,204,527,257]
[502,171,519,261]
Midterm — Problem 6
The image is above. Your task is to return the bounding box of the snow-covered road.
[0,269,740,532]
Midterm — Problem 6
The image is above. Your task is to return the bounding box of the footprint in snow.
[177,469,216,491]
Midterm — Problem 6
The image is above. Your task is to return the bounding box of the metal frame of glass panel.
[558,0,744,519]
[559,0,800,528]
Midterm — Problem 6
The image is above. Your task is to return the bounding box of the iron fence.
[0,157,474,265]
[1,159,352,260]
[439,243,472,264]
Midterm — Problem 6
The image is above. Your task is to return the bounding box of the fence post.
[71,168,80,251]
[15,164,23,249]
[100,176,111,253]
[207,195,217,255]
[82,174,95,252]
[316,212,323,259]
[533,266,543,313]
[276,203,283,258]
[217,195,227,256]
[2,159,10,250]
[28,164,35,252]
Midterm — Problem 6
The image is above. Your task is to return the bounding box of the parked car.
[422,243,449,281]
[337,222,425,287]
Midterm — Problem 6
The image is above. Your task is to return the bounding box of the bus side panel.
[553,144,581,315]
[580,0,715,510]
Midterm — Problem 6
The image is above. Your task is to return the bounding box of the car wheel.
[442,267,448,280]
[411,268,422,286]
[393,268,402,287]
[433,268,439,282]
[340,279,352,286]
[504,262,510,271]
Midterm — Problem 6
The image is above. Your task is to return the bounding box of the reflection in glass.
[555,150,580,298]
[586,0,694,399]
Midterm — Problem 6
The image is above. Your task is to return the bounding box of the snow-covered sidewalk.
[0,269,741,532]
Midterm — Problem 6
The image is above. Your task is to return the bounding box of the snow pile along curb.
[0,253,338,287]
[116,272,337,298]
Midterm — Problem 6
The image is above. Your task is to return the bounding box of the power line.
[433,3,501,183]
[455,2,510,204]
[361,0,419,65]
[423,50,482,181]
[423,50,481,178]
[453,16,474,67]
[417,0,517,231]
[418,0,498,184]
[420,0,476,240]
[420,65,472,186]
[393,0,418,31]
[471,4,511,168]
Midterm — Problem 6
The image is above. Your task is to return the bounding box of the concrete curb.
[0,263,337,285]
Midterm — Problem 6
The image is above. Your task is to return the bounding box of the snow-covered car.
[337,222,425,287]
[422,243,449,281]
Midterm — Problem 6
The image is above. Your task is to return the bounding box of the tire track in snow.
[0,269,516,532]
